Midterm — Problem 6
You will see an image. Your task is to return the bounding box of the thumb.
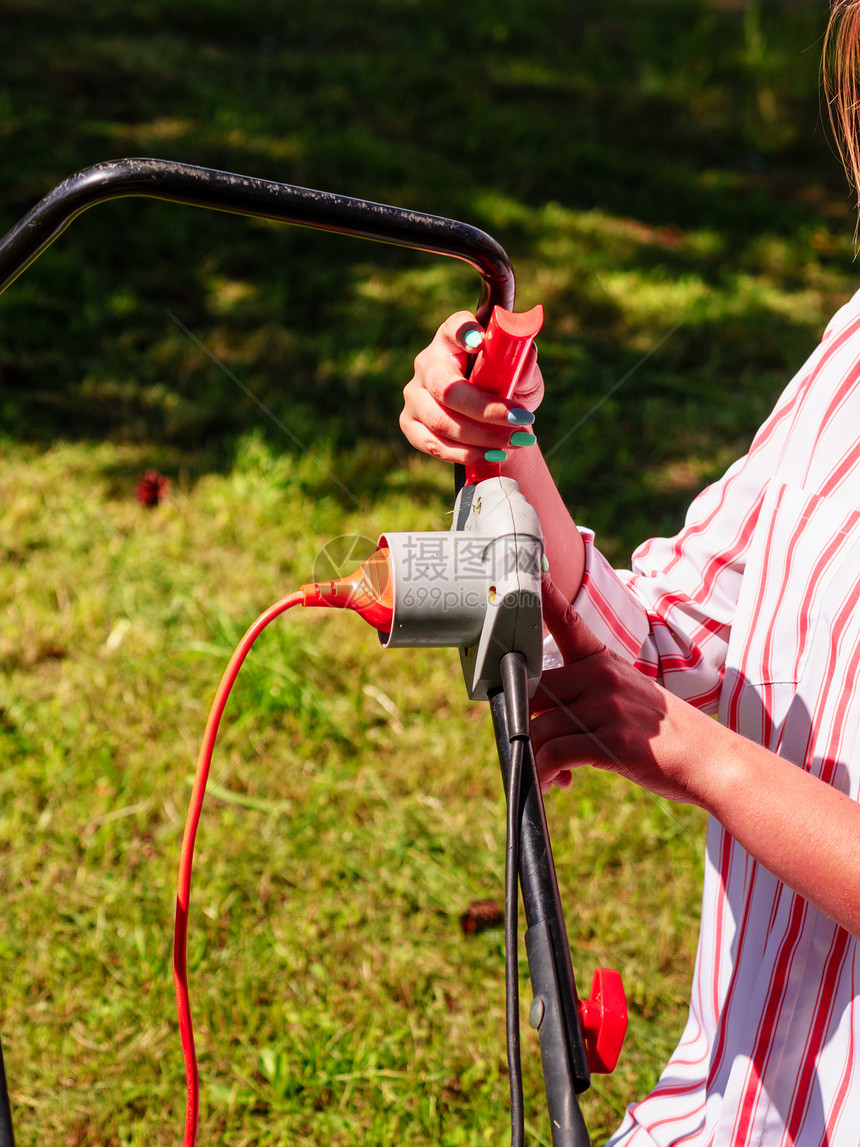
[541,572,605,665]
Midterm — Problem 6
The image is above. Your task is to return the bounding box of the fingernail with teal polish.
[484,449,507,462]
[509,431,537,447]
[507,407,535,426]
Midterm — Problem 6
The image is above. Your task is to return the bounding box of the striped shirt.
[557,289,860,1146]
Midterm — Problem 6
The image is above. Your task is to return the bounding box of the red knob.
[578,968,628,1074]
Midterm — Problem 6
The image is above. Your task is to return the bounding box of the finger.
[534,737,584,792]
[400,394,521,462]
[403,383,522,447]
[534,733,598,785]
[419,359,540,427]
[539,771,572,795]
[437,312,541,406]
[454,319,485,353]
[399,416,519,467]
[540,572,605,665]
[530,684,588,738]
[437,310,483,353]
[429,311,485,376]
[418,313,542,422]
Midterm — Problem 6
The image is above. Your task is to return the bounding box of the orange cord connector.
[300,544,394,633]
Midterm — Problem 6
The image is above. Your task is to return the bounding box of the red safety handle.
[465,303,544,486]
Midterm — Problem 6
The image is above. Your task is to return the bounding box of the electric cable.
[173,555,393,1147]
[500,650,532,1147]
[173,590,304,1147]
[505,732,526,1147]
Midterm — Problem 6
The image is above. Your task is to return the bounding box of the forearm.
[688,714,860,938]
[503,445,585,602]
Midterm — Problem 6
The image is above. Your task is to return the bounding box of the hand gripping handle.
[465,303,544,486]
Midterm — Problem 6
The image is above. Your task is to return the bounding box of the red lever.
[578,968,628,1074]
[465,303,544,486]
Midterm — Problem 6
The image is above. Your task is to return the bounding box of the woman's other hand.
[531,575,721,806]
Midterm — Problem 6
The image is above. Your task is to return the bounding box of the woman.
[400,5,860,1143]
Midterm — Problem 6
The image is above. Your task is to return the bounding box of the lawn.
[1,2,855,1144]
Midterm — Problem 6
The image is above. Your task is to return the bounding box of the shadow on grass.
[0,0,854,553]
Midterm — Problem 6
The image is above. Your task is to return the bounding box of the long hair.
[825,2,860,205]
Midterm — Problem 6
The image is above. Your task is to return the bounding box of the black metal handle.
[0,157,515,323]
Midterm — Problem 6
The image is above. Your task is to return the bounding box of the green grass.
[1,437,705,1146]
[0,1,855,1144]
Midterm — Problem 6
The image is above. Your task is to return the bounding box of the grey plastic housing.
[379,477,544,700]
[376,530,486,648]
[454,478,544,700]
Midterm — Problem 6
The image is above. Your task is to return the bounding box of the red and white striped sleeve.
[554,290,860,715]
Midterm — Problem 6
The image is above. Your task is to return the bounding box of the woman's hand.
[531,575,722,806]
[402,312,587,602]
[400,311,544,467]
[533,576,860,936]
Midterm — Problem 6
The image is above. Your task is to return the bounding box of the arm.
[710,730,860,939]
[404,300,860,938]
[532,577,860,940]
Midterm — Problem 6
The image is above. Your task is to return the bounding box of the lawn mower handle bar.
[0,157,516,319]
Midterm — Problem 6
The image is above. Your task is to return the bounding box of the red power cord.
[173,590,304,1147]
[173,550,394,1146]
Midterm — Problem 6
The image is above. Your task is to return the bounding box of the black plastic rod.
[0,157,515,322]
[0,1032,14,1147]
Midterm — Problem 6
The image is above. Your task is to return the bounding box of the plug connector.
[299,477,544,703]
[301,545,394,634]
